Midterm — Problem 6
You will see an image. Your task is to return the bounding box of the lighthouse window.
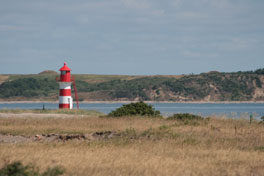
[61,71,66,75]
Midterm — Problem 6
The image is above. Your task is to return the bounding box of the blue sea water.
[0,102,263,119]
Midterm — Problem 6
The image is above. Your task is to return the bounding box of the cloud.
[120,0,151,9]
[0,25,29,31]
[182,50,218,58]
[198,0,232,9]
[219,37,260,51]
[0,0,263,74]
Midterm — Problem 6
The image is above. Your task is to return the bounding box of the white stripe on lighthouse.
[59,96,72,104]
[59,82,72,89]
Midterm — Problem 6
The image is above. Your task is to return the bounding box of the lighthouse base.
[59,96,73,109]
[59,104,70,109]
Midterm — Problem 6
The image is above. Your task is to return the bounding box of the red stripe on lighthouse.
[60,89,71,96]
[59,104,70,109]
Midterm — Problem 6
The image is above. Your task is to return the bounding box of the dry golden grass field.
[0,111,264,176]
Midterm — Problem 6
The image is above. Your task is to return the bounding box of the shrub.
[167,113,203,120]
[261,116,264,122]
[41,166,64,176]
[108,102,161,117]
[0,161,64,176]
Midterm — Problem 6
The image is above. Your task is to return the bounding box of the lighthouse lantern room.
[58,62,73,109]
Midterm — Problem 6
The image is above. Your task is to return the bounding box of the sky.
[0,0,263,75]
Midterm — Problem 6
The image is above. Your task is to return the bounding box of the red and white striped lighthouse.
[58,62,73,109]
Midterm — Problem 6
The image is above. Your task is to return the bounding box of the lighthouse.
[58,62,73,109]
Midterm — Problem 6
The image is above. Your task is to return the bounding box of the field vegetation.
[0,111,264,175]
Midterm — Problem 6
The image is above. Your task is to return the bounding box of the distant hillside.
[0,69,264,102]
[38,70,58,75]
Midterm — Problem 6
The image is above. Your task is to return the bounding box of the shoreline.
[1,100,264,104]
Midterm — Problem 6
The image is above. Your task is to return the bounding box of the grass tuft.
[167,113,203,120]
[0,161,64,176]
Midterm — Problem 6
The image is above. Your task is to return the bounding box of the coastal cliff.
[0,69,263,102]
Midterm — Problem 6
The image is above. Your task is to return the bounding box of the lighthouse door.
[68,97,73,109]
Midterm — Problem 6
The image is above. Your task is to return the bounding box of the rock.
[34,135,43,141]
[92,131,116,139]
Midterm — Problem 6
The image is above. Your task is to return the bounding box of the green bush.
[0,161,64,176]
[167,113,203,120]
[108,102,161,117]
[261,116,264,122]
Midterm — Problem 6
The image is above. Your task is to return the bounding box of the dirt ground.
[0,131,117,143]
